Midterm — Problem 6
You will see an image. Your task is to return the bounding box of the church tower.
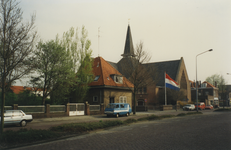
[121,25,135,58]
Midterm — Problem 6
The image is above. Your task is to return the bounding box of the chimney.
[215,81,217,87]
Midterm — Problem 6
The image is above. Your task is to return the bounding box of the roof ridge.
[145,59,181,65]
[203,81,216,88]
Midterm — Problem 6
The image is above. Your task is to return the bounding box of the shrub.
[137,115,161,121]
[123,118,137,124]
[160,115,175,118]
[186,112,202,115]
[50,120,124,133]
[177,112,202,117]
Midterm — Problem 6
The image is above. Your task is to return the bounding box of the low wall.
[134,106,148,111]
[160,105,173,111]
[30,112,68,119]
[8,102,104,118]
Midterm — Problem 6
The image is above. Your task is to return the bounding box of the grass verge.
[0,129,61,147]
[0,112,202,148]
[214,108,231,111]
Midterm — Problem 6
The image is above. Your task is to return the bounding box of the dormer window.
[201,83,207,88]
[94,75,100,81]
[110,74,123,84]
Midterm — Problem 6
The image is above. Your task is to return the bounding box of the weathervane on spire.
[128,18,130,25]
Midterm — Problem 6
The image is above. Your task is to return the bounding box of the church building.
[108,25,191,107]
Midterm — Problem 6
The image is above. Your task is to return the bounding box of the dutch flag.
[165,73,180,91]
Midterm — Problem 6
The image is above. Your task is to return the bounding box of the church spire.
[121,24,135,58]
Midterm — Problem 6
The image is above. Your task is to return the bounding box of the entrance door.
[110,97,114,103]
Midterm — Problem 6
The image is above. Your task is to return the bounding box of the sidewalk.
[32,109,185,123]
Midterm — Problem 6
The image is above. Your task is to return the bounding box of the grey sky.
[19,0,231,85]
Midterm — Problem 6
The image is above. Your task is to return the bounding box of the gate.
[69,103,85,116]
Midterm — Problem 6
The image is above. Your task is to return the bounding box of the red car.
[195,102,205,110]
[205,105,213,110]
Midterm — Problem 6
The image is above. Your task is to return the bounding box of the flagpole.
[165,72,167,105]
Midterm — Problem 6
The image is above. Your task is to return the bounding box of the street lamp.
[196,49,213,112]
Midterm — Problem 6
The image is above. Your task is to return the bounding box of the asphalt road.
[9,111,231,150]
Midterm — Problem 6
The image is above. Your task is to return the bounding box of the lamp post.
[196,49,213,112]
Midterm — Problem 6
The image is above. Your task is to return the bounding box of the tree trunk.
[0,63,6,134]
[133,92,136,114]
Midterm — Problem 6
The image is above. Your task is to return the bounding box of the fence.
[3,102,104,118]
[50,105,66,113]
[89,105,100,111]
[18,105,45,113]
[4,106,12,110]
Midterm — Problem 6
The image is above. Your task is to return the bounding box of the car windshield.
[106,104,116,108]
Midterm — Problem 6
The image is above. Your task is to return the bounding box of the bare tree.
[118,41,158,114]
[0,0,37,133]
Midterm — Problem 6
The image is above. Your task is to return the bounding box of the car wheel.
[116,113,119,118]
[107,114,110,117]
[20,120,27,127]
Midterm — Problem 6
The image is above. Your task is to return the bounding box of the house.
[85,57,134,109]
[190,81,219,106]
[225,85,231,106]
[10,86,48,98]
[108,24,191,107]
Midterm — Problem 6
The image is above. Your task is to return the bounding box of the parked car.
[183,104,195,111]
[0,110,33,127]
[195,102,205,110]
[205,105,214,110]
[104,103,132,117]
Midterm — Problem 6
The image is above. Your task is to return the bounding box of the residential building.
[190,81,219,106]
[85,57,134,109]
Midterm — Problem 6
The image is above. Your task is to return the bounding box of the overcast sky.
[18,0,231,85]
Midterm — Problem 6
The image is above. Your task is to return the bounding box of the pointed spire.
[121,25,135,58]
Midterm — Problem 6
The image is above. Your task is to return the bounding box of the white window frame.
[111,75,123,84]
[119,96,127,103]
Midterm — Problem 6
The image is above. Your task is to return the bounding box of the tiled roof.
[89,57,134,88]
[10,86,43,94]
[10,86,25,94]
[202,81,216,88]
[143,59,181,86]
[189,80,195,88]
[189,81,217,88]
